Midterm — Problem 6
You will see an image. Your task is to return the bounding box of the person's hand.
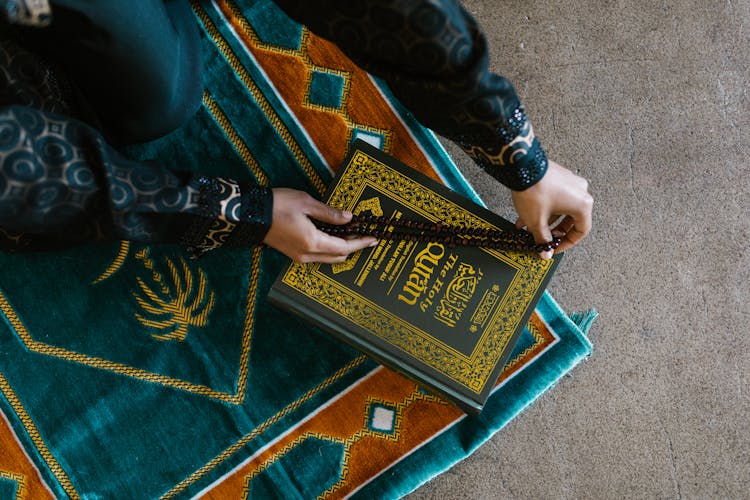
[511,160,593,260]
[262,188,377,263]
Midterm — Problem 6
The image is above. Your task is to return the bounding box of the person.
[0,0,592,263]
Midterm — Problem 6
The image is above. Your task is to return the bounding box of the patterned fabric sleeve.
[0,34,271,254]
[272,0,548,191]
[0,104,272,252]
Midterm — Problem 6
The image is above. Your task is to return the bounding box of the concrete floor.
[411,0,749,498]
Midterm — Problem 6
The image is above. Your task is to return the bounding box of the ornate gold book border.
[282,151,553,394]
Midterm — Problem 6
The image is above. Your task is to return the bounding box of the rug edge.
[351,291,593,499]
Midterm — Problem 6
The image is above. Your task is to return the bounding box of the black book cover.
[268,140,561,414]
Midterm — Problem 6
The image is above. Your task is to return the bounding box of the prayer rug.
[0,1,593,498]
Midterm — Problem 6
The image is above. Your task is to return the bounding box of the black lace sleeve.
[0,105,272,252]
[271,0,548,191]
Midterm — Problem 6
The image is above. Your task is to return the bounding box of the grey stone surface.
[409,0,749,498]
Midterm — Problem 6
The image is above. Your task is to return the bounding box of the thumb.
[527,219,554,260]
[307,200,352,225]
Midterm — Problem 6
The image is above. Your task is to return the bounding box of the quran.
[268,141,562,414]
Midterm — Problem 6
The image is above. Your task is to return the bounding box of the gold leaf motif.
[91,240,131,285]
[132,249,215,342]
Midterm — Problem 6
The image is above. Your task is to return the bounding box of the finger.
[306,199,353,225]
[555,221,590,253]
[526,218,554,260]
[548,214,564,227]
[551,215,575,236]
[294,252,350,264]
[313,231,378,256]
[554,203,593,253]
[308,254,349,264]
[555,226,586,253]
[515,218,526,229]
[306,238,379,263]
[301,252,359,264]
[293,234,377,263]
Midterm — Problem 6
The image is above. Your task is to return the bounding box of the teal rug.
[0,1,593,498]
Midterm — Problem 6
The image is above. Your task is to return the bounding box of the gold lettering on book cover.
[417,253,456,312]
[471,285,500,328]
[282,151,554,393]
[397,242,444,306]
[434,262,483,327]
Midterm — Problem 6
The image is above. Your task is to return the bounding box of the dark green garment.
[0,29,272,252]
[14,0,204,145]
[272,0,549,190]
[0,0,548,253]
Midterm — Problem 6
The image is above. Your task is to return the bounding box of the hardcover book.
[268,141,561,414]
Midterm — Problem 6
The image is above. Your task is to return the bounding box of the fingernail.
[342,210,352,219]
[552,230,564,237]
[540,250,553,260]
[368,239,378,247]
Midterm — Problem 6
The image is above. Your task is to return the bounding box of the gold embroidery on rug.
[0,371,78,499]
[202,91,269,186]
[0,249,257,403]
[161,355,368,499]
[192,0,322,193]
[0,470,28,500]
[91,240,131,285]
[217,0,393,163]
[133,248,215,342]
[237,386,445,499]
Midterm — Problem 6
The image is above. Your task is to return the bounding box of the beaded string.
[315,214,561,253]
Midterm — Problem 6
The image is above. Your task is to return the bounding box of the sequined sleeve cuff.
[182,177,272,258]
[458,106,549,191]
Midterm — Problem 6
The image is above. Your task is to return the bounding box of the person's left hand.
[511,159,593,260]
[262,188,377,263]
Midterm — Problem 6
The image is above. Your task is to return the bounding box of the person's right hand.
[511,159,593,259]
[262,188,378,264]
